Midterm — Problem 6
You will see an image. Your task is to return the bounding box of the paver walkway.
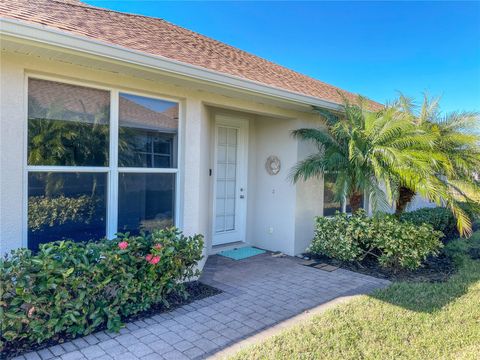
[17,253,390,360]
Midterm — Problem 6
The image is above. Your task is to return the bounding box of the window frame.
[23,74,183,248]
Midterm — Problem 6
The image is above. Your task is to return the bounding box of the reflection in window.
[346,195,364,214]
[28,172,107,251]
[27,79,110,166]
[323,173,364,215]
[118,173,175,234]
[118,93,178,168]
[323,173,342,216]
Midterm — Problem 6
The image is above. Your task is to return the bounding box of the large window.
[27,78,179,250]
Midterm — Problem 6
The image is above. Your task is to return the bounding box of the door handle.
[240,195,245,199]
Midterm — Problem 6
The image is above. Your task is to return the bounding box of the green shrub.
[371,214,444,269]
[310,212,370,261]
[444,230,480,263]
[310,210,443,270]
[400,207,457,239]
[0,228,203,351]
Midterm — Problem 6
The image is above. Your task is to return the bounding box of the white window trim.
[23,73,183,247]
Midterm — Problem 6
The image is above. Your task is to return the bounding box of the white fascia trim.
[0,18,342,111]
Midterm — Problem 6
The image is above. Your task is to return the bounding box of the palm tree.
[291,96,435,214]
[392,95,480,235]
[292,94,480,236]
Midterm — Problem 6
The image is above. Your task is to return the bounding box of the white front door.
[212,116,248,246]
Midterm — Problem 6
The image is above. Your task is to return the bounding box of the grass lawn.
[231,233,480,360]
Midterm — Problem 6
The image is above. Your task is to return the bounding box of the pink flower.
[154,244,163,250]
[27,306,36,318]
[150,256,161,265]
[118,241,128,250]
[145,254,153,262]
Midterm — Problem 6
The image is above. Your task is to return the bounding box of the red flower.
[150,256,161,265]
[154,244,163,250]
[118,241,128,250]
[145,254,153,262]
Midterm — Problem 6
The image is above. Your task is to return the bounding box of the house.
[0,0,384,261]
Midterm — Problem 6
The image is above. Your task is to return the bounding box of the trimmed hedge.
[0,229,203,351]
[400,207,457,240]
[310,210,443,269]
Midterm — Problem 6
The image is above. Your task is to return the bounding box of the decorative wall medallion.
[265,155,281,175]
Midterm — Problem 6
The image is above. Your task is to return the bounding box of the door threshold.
[210,241,249,255]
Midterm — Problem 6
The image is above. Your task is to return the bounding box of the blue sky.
[86,1,480,113]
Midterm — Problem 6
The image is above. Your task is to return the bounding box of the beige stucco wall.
[0,52,26,254]
[0,50,325,258]
[294,119,324,255]
[249,116,299,255]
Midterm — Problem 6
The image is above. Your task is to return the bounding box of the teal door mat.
[218,247,266,260]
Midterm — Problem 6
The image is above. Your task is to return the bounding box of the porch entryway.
[205,107,325,257]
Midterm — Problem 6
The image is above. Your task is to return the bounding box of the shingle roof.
[1,0,383,110]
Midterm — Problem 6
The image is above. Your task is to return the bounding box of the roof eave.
[0,17,343,111]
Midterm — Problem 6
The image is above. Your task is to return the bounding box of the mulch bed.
[1,281,221,360]
[305,252,456,283]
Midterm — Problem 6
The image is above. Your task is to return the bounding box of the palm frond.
[291,128,339,150]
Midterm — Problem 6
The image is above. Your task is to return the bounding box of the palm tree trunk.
[395,186,416,215]
[349,192,363,213]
